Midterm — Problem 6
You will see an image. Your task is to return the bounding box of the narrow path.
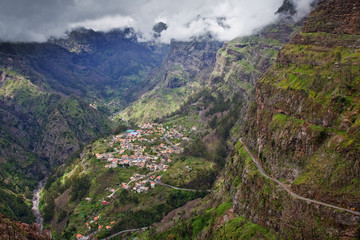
[158,181,211,192]
[239,138,360,217]
[100,227,148,240]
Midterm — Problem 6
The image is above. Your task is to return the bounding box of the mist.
[0,0,314,43]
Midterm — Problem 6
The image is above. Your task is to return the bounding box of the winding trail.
[158,181,211,192]
[239,138,360,216]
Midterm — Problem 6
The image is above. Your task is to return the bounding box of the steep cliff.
[230,0,360,238]
[136,1,360,239]
[161,19,300,169]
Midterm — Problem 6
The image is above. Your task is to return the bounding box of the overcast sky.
[0,0,314,43]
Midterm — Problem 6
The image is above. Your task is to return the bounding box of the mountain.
[119,39,223,124]
[0,28,169,223]
[2,0,360,239]
[239,0,360,237]
[160,19,300,168]
[38,1,307,239]
[130,0,360,239]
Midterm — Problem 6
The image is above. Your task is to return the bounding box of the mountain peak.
[152,22,168,39]
[275,0,297,17]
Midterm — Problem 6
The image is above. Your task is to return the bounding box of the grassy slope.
[0,68,111,223]
[134,143,278,239]
[42,133,214,239]
[249,32,360,204]
[125,21,301,240]
[118,41,222,124]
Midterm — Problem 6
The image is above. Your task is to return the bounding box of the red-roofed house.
[76,233,89,240]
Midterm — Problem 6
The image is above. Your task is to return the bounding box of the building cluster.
[78,123,191,238]
[95,123,187,172]
[126,173,162,193]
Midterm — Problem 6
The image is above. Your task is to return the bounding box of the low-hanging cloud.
[0,0,314,43]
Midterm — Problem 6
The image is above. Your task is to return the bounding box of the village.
[75,123,192,239]
[75,123,193,239]
[94,122,190,193]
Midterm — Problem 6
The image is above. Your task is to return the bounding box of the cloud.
[69,15,135,32]
[293,0,315,20]
[0,0,315,43]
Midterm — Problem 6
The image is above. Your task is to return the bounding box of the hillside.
[0,28,168,223]
[2,0,360,239]
[119,40,223,124]
[131,0,360,239]
[161,18,300,168]
[41,123,215,239]
[0,213,49,240]
[237,0,360,237]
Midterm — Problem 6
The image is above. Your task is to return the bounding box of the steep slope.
[119,40,223,123]
[225,0,360,238]
[0,213,49,240]
[0,66,111,223]
[133,1,360,239]
[162,19,300,168]
[128,3,307,240]
[41,125,213,239]
[0,28,169,222]
[51,28,169,106]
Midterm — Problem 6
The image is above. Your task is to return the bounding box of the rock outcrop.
[302,0,360,35]
[229,0,360,238]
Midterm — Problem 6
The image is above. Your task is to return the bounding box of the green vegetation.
[212,216,277,240]
[41,127,212,239]
[0,68,111,222]
[135,199,277,240]
[0,189,35,224]
[256,32,360,200]
[161,157,216,190]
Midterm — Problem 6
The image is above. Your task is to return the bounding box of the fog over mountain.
[0,0,313,42]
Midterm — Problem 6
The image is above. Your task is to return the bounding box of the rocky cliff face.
[211,20,299,100]
[226,0,360,238]
[302,0,360,35]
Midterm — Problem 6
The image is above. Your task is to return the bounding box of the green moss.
[216,202,233,216]
[213,216,277,240]
[272,113,288,123]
